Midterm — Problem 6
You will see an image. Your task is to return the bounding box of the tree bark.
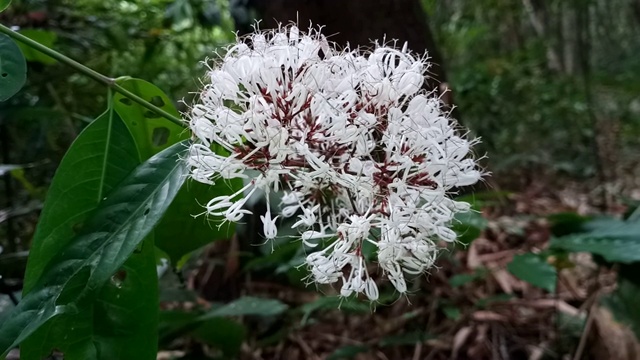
[238,0,449,96]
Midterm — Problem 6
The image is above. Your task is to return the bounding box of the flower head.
[187,24,483,301]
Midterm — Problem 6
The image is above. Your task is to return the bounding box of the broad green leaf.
[23,110,139,293]
[0,0,10,12]
[165,0,195,31]
[550,218,640,263]
[155,179,240,264]
[0,34,27,101]
[201,296,289,319]
[90,235,158,360]
[0,141,188,357]
[21,236,158,360]
[16,29,57,64]
[21,108,150,360]
[507,253,557,293]
[113,78,187,159]
[449,268,487,287]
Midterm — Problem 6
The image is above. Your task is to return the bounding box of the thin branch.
[0,24,184,128]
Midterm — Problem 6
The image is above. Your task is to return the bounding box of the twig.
[572,298,598,360]
[411,342,423,360]
[0,24,184,128]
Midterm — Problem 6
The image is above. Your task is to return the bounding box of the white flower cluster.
[188,25,482,301]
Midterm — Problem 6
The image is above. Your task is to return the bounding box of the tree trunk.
[238,0,449,97]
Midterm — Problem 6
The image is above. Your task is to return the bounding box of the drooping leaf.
[16,29,57,64]
[0,34,27,101]
[442,306,461,320]
[550,218,640,263]
[507,253,557,293]
[20,236,159,360]
[201,296,289,319]
[0,141,188,357]
[0,0,10,12]
[20,109,147,360]
[91,235,159,360]
[113,78,187,159]
[23,110,140,292]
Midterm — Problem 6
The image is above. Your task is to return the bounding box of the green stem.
[0,24,184,128]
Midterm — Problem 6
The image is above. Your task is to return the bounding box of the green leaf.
[113,78,187,159]
[21,237,159,360]
[16,29,57,64]
[159,311,246,357]
[550,218,640,263]
[155,179,241,264]
[201,296,289,319]
[0,34,27,102]
[0,141,188,357]
[507,253,557,292]
[602,274,640,339]
[299,296,370,325]
[20,108,154,360]
[158,310,200,345]
[23,110,140,293]
[449,268,487,287]
[327,345,369,360]
[191,317,246,357]
[453,210,487,247]
[448,273,477,287]
[0,0,10,13]
[90,235,158,360]
[547,212,591,237]
[442,306,461,320]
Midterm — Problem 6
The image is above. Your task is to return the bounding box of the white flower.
[187,24,483,301]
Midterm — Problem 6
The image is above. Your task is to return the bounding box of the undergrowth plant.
[0,2,485,358]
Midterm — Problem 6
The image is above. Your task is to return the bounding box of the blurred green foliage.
[1,0,640,358]
[0,0,235,198]
[425,0,640,177]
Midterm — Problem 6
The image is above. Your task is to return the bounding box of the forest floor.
[156,178,640,360]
